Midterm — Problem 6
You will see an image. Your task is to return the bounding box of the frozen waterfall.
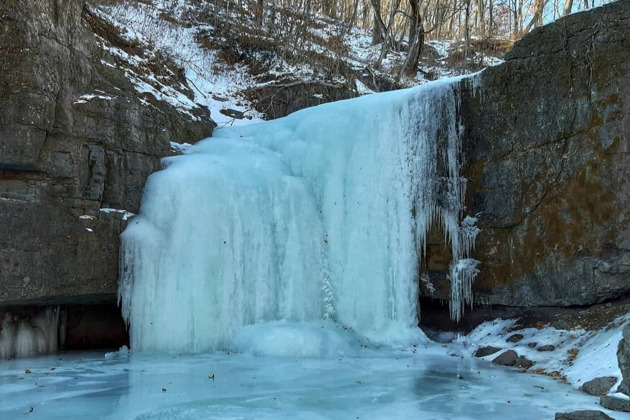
[119,78,479,354]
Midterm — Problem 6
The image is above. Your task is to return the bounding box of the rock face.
[466,0,630,307]
[618,324,630,395]
[245,81,357,120]
[0,0,215,305]
[424,0,630,308]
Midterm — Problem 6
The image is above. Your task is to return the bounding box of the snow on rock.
[92,2,262,126]
[169,141,193,155]
[99,208,135,221]
[73,93,116,104]
[89,1,505,131]
[104,345,129,360]
[454,315,630,393]
[355,79,374,95]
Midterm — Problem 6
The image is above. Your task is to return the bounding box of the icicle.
[0,307,62,359]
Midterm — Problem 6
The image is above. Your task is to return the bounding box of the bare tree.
[371,0,385,43]
[402,0,425,76]
[524,0,546,31]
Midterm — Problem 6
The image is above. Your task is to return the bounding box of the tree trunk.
[488,0,493,36]
[475,0,486,37]
[524,0,546,32]
[255,0,264,25]
[371,0,385,44]
[464,0,470,69]
[448,0,457,38]
[512,0,519,38]
[563,0,573,15]
[322,0,337,17]
[402,0,424,77]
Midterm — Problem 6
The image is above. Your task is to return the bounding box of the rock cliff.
[0,0,215,305]
[422,0,630,309]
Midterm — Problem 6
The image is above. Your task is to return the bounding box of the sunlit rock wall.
[421,0,630,308]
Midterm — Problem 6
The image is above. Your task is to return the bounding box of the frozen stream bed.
[1,344,624,420]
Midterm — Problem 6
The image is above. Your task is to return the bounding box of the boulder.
[492,350,534,369]
[506,334,524,343]
[555,411,613,420]
[600,395,630,412]
[492,350,518,366]
[474,346,502,357]
[582,377,617,397]
[618,324,630,395]
[515,356,534,369]
[538,345,556,352]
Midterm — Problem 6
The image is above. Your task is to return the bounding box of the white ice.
[119,77,480,354]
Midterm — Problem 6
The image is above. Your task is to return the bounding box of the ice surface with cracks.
[3,347,626,420]
[120,76,479,354]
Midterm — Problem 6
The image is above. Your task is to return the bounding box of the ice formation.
[119,77,479,353]
[0,307,64,359]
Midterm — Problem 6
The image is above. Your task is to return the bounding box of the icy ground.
[1,342,626,420]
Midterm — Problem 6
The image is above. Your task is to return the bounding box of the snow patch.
[104,345,129,360]
[170,141,193,154]
[100,208,135,221]
[454,315,630,392]
[74,93,116,104]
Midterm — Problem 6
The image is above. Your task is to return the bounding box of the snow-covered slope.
[90,0,507,124]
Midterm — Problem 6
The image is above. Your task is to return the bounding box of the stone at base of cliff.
[474,346,502,357]
[491,350,533,368]
[515,356,534,369]
[582,377,618,397]
[506,334,524,343]
[555,411,613,420]
[600,395,630,413]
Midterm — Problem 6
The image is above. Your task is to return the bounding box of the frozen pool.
[0,344,623,420]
